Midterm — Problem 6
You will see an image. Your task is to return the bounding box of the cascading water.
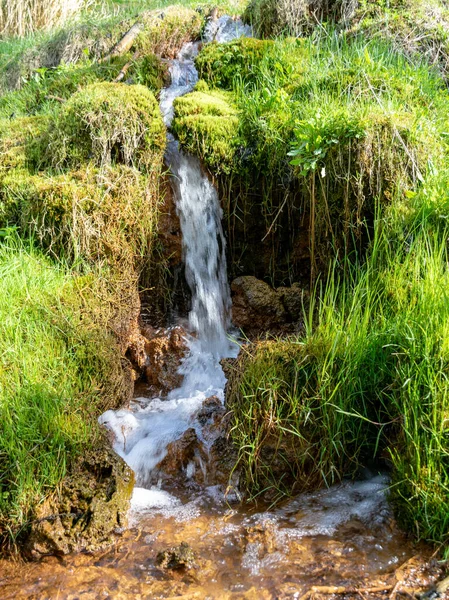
[99,17,251,504]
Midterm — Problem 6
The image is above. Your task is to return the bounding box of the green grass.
[0,233,126,542]
[228,189,449,547]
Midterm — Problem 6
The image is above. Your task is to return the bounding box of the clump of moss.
[195,38,275,89]
[0,53,168,120]
[40,82,165,171]
[134,53,169,90]
[172,89,240,173]
[136,6,205,58]
[0,164,160,277]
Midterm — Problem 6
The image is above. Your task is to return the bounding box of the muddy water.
[0,476,443,599]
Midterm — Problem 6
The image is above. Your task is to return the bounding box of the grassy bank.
[228,190,449,547]
[173,25,446,283]
[0,234,129,542]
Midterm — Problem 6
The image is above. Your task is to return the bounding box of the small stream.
[0,16,444,600]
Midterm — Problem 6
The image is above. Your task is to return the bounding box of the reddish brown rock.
[126,318,148,372]
[157,179,183,267]
[156,428,207,482]
[196,395,225,426]
[143,326,188,396]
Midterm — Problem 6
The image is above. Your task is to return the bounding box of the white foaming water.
[204,15,253,43]
[100,17,250,499]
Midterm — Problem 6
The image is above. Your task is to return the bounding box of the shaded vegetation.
[228,193,449,548]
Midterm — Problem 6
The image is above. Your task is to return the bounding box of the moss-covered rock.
[195,37,275,89]
[39,82,165,171]
[0,164,160,276]
[0,53,168,120]
[243,0,357,38]
[26,434,134,557]
[172,89,240,174]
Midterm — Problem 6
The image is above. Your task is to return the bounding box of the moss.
[243,0,356,38]
[27,434,135,555]
[0,164,160,277]
[0,115,49,171]
[0,53,168,120]
[39,82,165,172]
[195,37,275,89]
[134,53,169,90]
[136,6,205,58]
[172,89,240,174]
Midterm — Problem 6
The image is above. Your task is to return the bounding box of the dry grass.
[244,0,358,37]
[0,0,90,37]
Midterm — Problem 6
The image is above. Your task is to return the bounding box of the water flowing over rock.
[99,17,249,496]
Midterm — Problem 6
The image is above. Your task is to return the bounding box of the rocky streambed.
[0,473,444,599]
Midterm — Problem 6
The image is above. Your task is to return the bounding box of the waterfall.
[99,17,250,493]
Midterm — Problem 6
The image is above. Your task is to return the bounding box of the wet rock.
[207,434,239,486]
[196,395,225,426]
[156,428,207,481]
[231,275,287,333]
[246,518,279,554]
[156,541,196,571]
[157,179,183,267]
[126,318,148,371]
[143,326,188,396]
[26,433,134,558]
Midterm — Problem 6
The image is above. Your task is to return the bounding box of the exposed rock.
[26,434,134,558]
[196,395,225,426]
[126,318,148,371]
[246,518,279,554]
[231,275,287,333]
[207,434,239,485]
[156,428,206,480]
[277,282,308,321]
[156,541,196,571]
[143,326,188,396]
[157,180,183,267]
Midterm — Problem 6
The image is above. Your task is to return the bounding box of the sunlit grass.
[0,233,123,542]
